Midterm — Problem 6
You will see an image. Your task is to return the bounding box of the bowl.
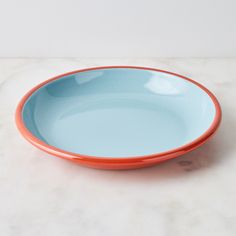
[15,66,221,169]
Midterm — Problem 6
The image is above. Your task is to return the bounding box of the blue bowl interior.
[22,68,216,157]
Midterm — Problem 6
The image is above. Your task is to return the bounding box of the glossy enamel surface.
[15,66,221,169]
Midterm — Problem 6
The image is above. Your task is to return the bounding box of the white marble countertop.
[0,58,235,235]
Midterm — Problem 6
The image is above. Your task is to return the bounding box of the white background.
[0,0,235,57]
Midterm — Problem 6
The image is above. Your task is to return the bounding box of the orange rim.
[15,66,222,165]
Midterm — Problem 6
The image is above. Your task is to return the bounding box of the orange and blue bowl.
[15,66,221,169]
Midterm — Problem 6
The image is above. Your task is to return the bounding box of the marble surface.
[0,58,235,236]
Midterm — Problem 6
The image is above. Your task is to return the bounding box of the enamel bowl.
[16,66,221,169]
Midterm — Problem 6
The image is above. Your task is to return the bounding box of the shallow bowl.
[15,66,221,169]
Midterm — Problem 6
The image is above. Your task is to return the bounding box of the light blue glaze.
[22,68,216,157]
